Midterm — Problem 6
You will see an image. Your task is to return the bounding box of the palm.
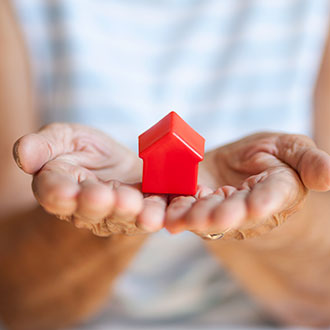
[165,133,330,239]
[205,133,304,199]
[15,124,167,236]
[40,125,142,184]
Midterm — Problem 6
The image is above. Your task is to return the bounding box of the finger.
[246,168,305,219]
[31,155,98,215]
[165,195,197,233]
[112,183,144,216]
[181,191,229,232]
[209,188,248,231]
[136,195,168,232]
[276,134,330,191]
[74,180,115,223]
[13,123,75,174]
[195,184,214,198]
[164,185,212,233]
[32,168,80,216]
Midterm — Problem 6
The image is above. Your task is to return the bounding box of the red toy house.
[138,111,205,195]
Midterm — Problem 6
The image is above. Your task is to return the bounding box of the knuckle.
[55,214,73,222]
[72,217,92,229]
[91,222,112,237]
[234,230,246,240]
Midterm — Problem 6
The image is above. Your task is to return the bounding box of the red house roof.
[139,111,205,160]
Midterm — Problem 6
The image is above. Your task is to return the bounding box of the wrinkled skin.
[166,133,330,239]
[14,124,330,239]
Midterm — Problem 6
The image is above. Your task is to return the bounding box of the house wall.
[141,136,200,195]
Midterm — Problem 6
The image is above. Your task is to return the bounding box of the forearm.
[0,206,147,330]
[206,191,330,327]
[0,0,38,216]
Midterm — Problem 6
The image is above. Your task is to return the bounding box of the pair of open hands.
[13,123,330,239]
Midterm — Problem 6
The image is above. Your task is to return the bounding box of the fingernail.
[13,140,23,170]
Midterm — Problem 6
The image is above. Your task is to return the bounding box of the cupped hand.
[13,123,168,236]
[165,133,330,239]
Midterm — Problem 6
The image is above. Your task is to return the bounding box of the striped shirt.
[12,0,330,329]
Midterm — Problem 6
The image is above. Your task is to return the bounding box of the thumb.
[13,123,75,174]
[275,134,330,192]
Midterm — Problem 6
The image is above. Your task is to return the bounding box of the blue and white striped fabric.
[12,1,330,329]
[13,0,330,151]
